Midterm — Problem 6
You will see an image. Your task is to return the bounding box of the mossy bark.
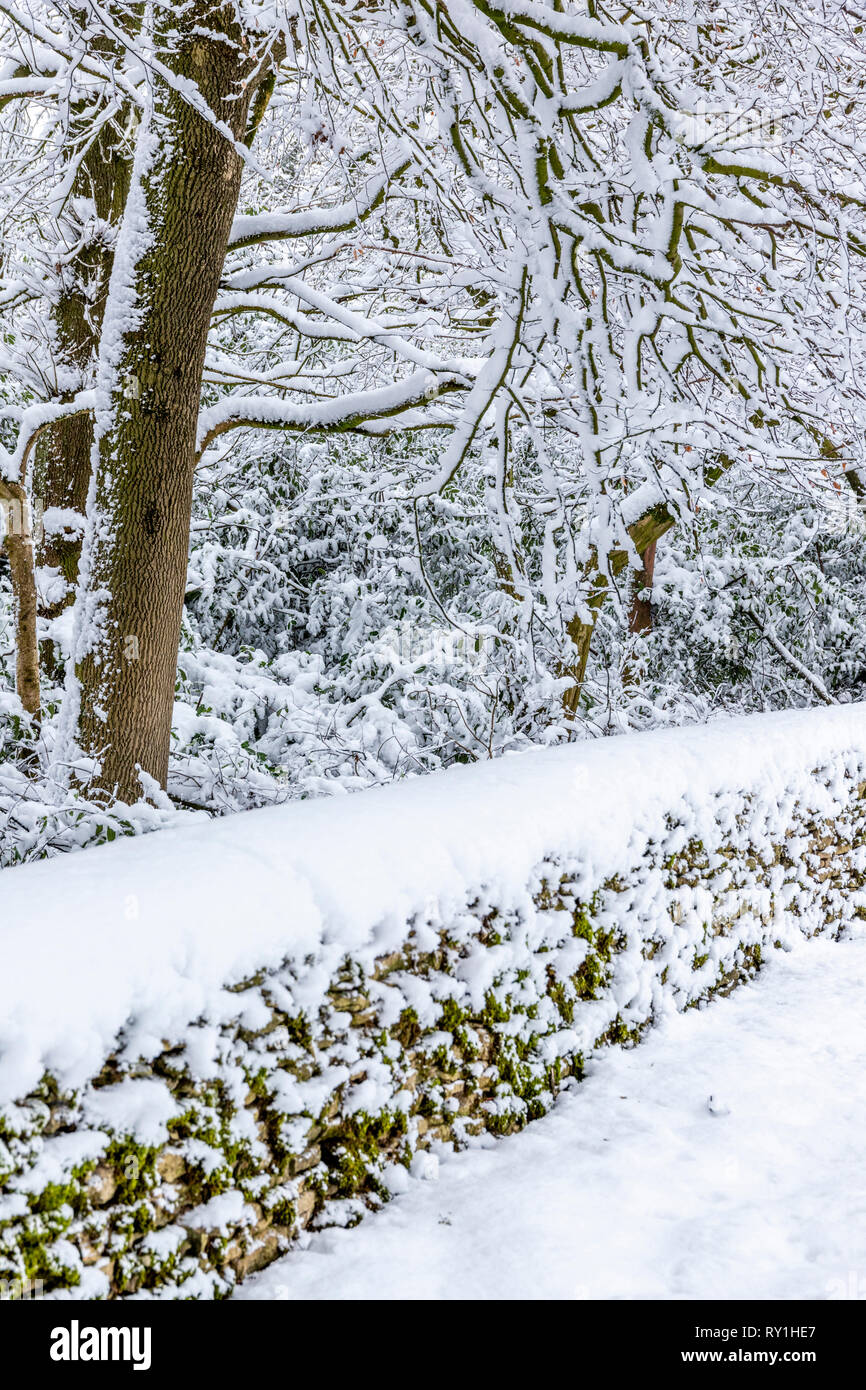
[68,4,271,801]
[0,13,133,704]
[34,13,135,672]
[562,506,674,716]
[0,481,40,715]
[561,456,732,714]
[628,538,657,635]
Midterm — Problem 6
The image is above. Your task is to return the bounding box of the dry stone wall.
[2,748,865,1299]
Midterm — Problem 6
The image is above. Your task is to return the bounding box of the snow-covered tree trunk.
[58,4,271,801]
[34,91,132,666]
[0,477,39,714]
[629,540,656,636]
[562,501,677,715]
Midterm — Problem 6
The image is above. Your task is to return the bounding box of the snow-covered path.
[240,929,866,1301]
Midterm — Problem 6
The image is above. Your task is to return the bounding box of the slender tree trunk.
[34,414,95,661]
[0,14,131,704]
[562,571,608,718]
[628,538,657,635]
[0,483,40,716]
[58,4,269,802]
[561,457,733,715]
[562,508,672,717]
[34,24,133,674]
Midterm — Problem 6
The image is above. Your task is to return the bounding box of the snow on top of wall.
[1,703,865,1107]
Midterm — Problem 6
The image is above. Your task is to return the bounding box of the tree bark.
[628,538,657,635]
[34,19,134,672]
[561,456,733,715]
[0,14,132,704]
[60,4,270,802]
[562,505,673,717]
[35,414,95,641]
[0,482,40,716]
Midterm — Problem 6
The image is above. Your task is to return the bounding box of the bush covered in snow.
[2,440,865,864]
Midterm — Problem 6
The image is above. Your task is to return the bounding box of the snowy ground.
[239,928,866,1301]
